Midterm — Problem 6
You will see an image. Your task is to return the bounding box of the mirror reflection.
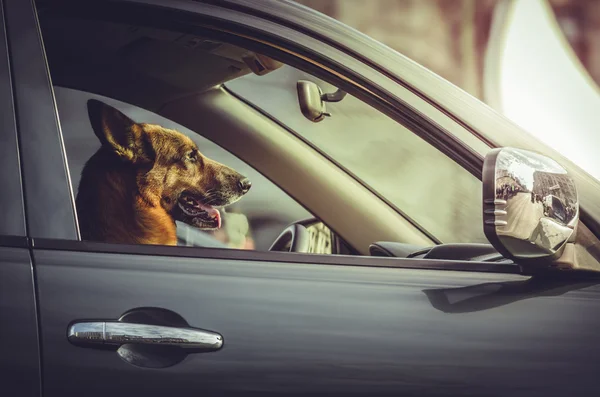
[487,148,578,258]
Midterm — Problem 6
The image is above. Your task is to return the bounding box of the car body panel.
[35,247,600,397]
[0,245,41,397]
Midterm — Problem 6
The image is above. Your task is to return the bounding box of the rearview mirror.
[297,80,327,122]
[296,80,347,123]
[482,147,578,266]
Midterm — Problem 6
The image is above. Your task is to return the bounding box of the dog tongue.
[201,205,221,229]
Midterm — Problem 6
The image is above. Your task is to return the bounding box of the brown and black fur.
[76,99,250,245]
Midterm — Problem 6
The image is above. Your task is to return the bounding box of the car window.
[40,11,487,253]
[54,87,313,251]
[225,66,488,244]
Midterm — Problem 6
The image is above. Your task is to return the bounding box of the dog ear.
[87,99,153,163]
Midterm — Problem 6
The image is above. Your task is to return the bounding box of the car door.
[9,1,600,396]
[0,1,40,395]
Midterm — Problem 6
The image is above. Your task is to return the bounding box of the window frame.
[31,236,520,274]
[5,0,79,241]
[0,0,29,240]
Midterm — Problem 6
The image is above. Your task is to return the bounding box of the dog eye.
[185,151,197,162]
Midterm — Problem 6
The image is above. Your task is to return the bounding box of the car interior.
[38,8,517,263]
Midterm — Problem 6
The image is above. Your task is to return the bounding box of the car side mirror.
[482,147,579,268]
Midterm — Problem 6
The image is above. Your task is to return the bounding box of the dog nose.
[238,177,252,194]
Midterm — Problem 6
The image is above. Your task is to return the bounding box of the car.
[543,195,564,221]
[2,0,600,396]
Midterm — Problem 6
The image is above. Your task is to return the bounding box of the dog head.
[87,99,251,230]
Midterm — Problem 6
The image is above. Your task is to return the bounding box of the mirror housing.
[482,147,579,267]
[296,80,347,123]
[297,80,328,122]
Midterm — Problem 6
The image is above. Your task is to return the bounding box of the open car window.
[55,87,313,251]
[40,8,491,259]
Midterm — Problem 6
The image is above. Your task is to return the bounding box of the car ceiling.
[38,13,253,111]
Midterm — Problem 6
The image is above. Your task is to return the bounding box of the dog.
[75,99,251,245]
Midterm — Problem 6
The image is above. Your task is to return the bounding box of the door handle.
[68,321,223,351]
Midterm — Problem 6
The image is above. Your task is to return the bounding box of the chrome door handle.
[67,321,223,351]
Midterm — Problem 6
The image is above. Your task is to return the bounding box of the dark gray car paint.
[4,0,78,240]
[35,249,600,397]
[0,2,40,396]
[0,247,41,397]
[0,0,25,236]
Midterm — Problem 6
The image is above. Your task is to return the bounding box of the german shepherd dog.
[76,99,251,245]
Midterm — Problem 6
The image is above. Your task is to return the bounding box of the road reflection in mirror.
[486,147,579,258]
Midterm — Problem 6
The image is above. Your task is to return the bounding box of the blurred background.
[296,0,600,99]
[297,0,600,185]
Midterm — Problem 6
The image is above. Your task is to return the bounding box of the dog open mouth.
[177,193,222,229]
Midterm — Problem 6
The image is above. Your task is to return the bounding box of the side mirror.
[482,147,579,266]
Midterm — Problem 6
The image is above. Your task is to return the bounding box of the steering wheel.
[269,223,311,253]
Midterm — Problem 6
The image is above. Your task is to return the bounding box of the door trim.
[0,0,26,236]
[4,0,79,240]
[32,237,520,275]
